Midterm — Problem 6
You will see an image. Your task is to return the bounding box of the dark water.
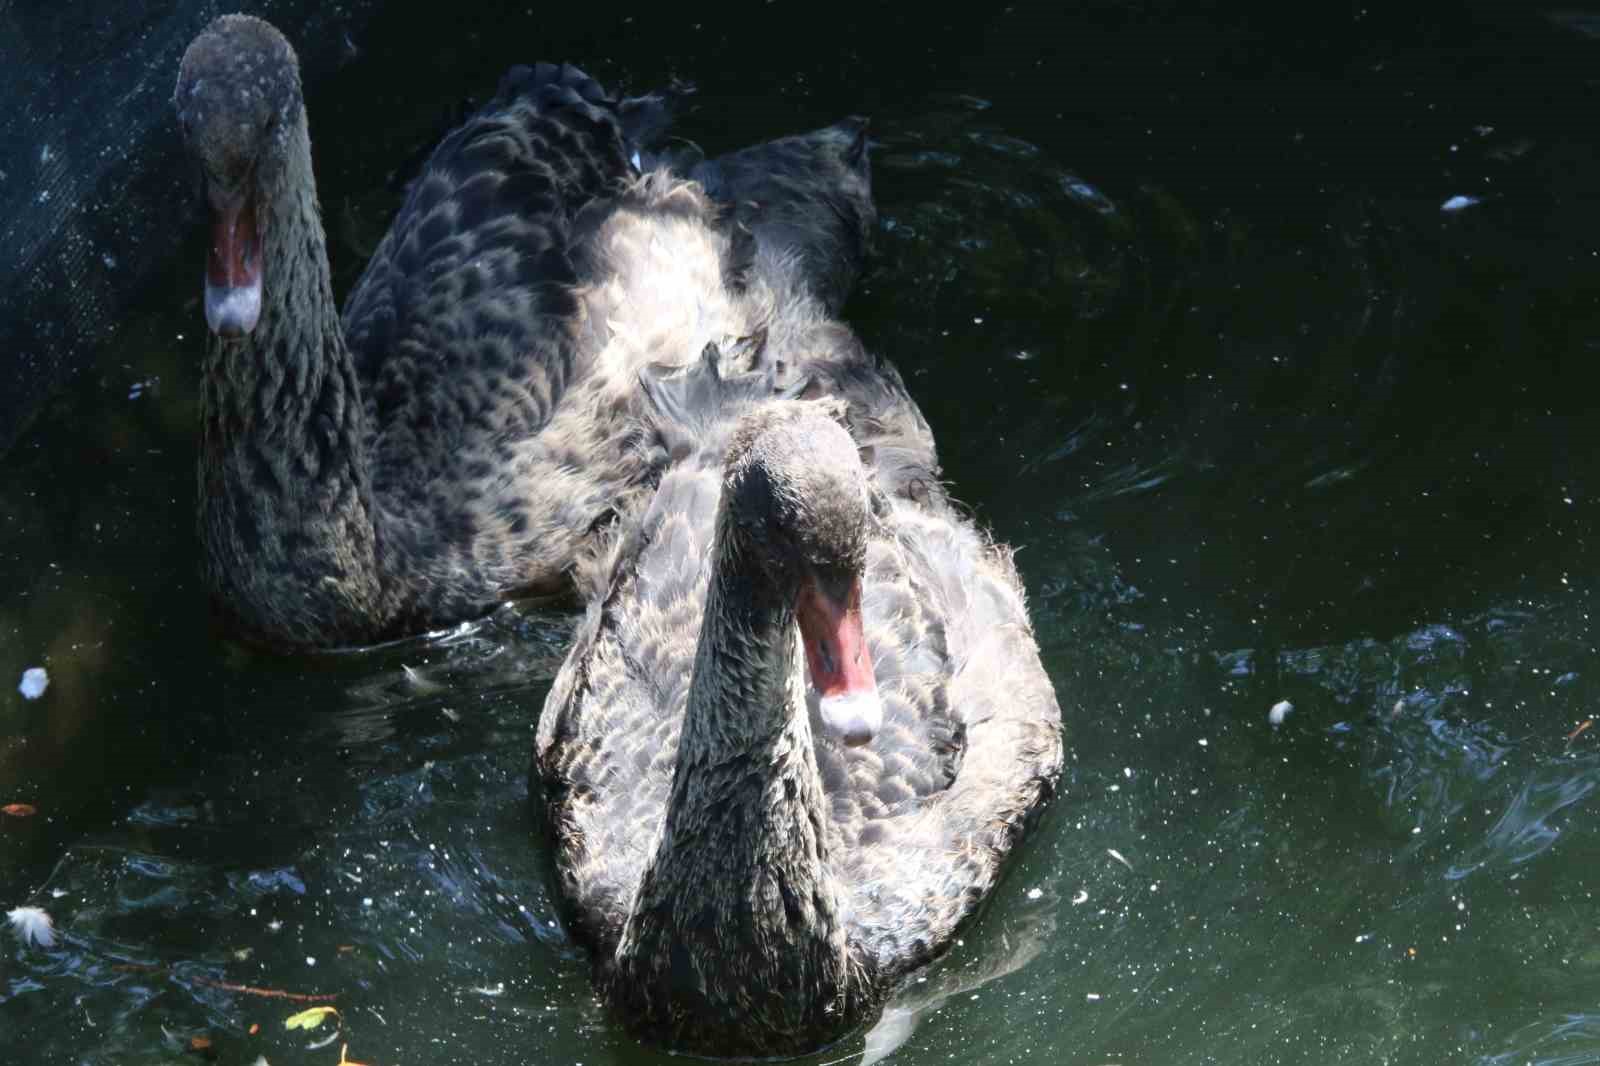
[3,2,1599,1063]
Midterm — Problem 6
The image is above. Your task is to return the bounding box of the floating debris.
[1268,699,1294,726]
[7,905,56,947]
[1440,195,1480,213]
[17,667,48,700]
[401,664,443,694]
[1107,848,1133,871]
[1072,889,1089,905]
[338,1044,374,1066]
[306,1028,342,1051]
[283,1005,339,1031]
[1026,887,1043,901]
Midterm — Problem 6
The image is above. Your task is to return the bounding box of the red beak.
[204,183,262,337]
[795,568,881,746]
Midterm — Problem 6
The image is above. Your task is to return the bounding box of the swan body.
[536,260,1064,1054]
[175,17,874,649]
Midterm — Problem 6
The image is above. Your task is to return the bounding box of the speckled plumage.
[684,117,876,315]
[536,337,1065,1055]
[175,17,879,649]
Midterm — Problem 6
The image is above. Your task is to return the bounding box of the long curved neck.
[609,526,865,1055]
[197,116,388,647]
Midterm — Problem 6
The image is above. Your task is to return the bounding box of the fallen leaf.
[189,1035,212,1051]
[1567,719,1593,743]
[283,1006,340,1031]
[1,803,37,817]
[248,1023,260,1036]
[337,944,355,954]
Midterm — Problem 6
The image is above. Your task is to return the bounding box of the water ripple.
[1445,762,1600,880]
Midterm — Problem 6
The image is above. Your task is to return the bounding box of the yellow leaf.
[283,1005,340,1031]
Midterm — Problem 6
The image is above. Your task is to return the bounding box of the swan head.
[724,402,883,747]
[175,16,302,339]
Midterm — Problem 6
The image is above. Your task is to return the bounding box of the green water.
[3,3,1598,1064]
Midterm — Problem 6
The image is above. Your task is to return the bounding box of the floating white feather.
[7,905,56,948]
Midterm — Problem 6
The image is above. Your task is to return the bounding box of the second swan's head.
[722,402,883,747]
[174,16,303,339]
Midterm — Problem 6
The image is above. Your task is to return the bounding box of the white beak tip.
[819,691,882,747]
[205,279,262,338]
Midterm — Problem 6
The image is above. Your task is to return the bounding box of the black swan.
[174,16,874,648]
[536,332,1065,1055]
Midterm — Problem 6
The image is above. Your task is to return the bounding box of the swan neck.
[690,555,805,749]
[608,536,865,1054]
[197,114,387,647]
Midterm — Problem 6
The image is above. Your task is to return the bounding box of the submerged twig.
[112,963,340,1003]
[190,976,340,1003]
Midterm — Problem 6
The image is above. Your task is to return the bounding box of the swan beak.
[797,570,882,747]
[204,185,262,338]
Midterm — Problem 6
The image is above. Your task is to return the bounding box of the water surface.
[3,3,1598,1064]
